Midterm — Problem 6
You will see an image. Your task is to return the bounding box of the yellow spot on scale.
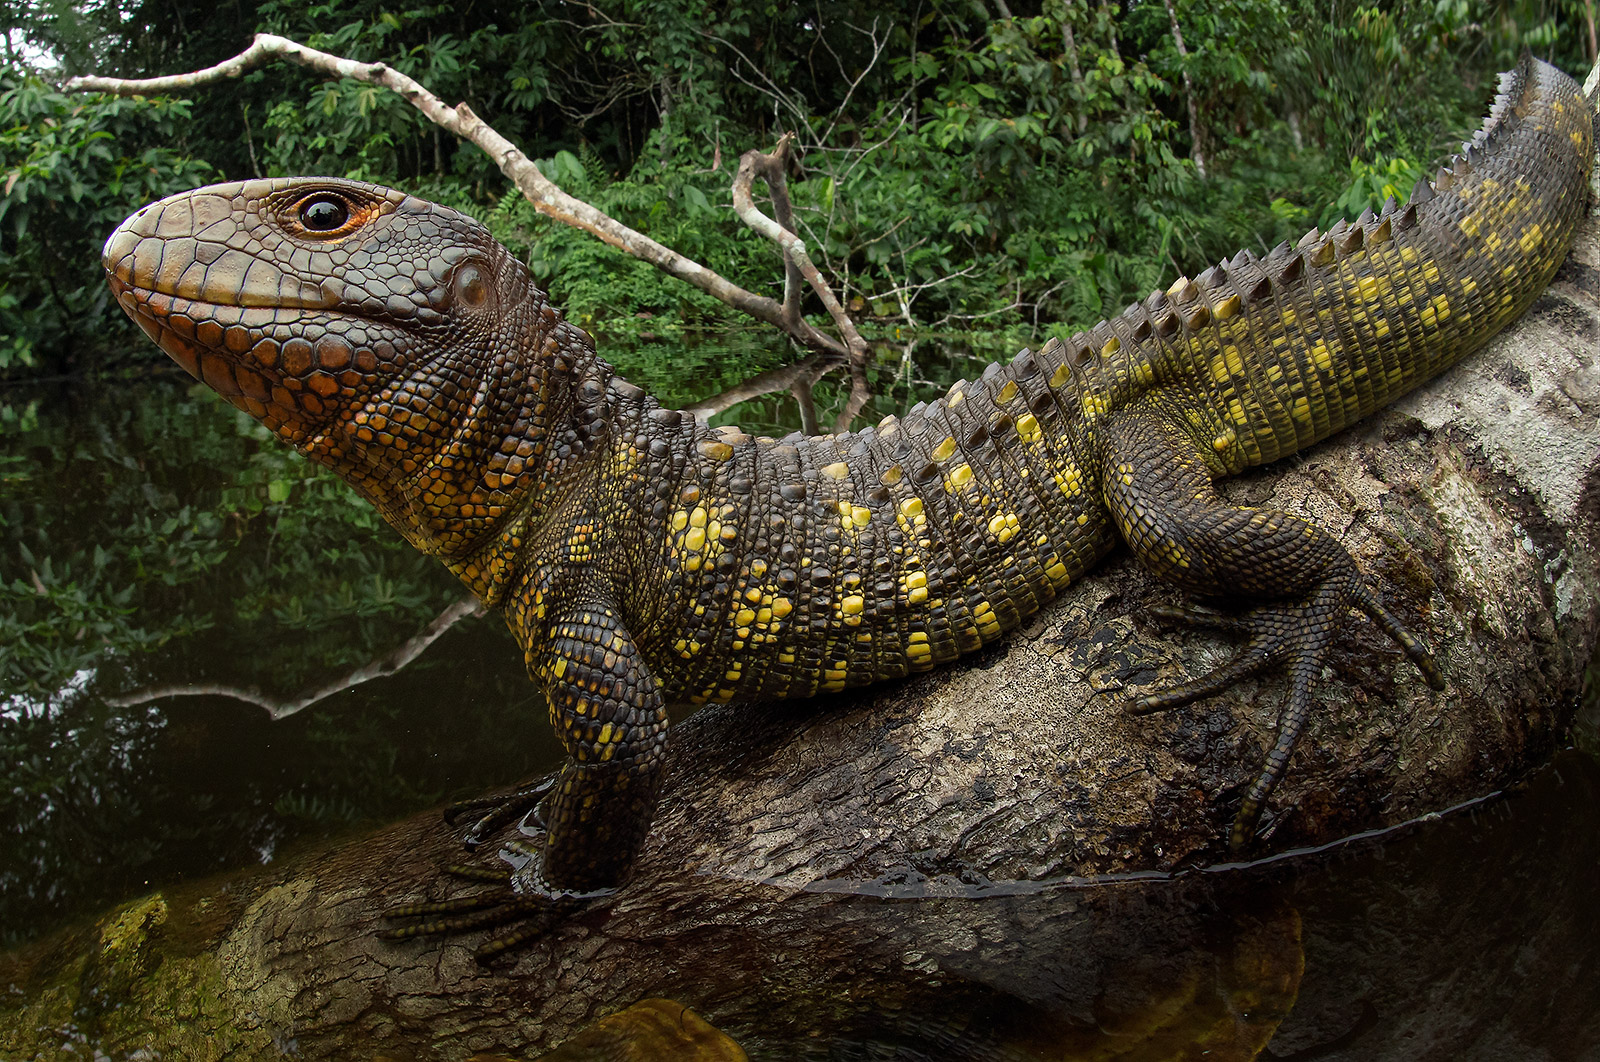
[1519,223,1544,254]
[988,512,1021,543]
[1015,413,1041,442]
[698,440,734,461]
[996,381,1018,403]
[900,498,924,519]
[821,461,850,480]
[932,437,957,462]
[947,464,974,491]
[1049,364,1071,388]
[908,586,928,605]
[841,595,865,616]
[1311,340,1332,372]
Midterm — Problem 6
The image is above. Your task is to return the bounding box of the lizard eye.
[298,195,350,232]
[453,263,489,308]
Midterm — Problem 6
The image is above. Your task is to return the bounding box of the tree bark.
[3,192,1599,1062]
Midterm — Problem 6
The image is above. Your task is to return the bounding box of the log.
[3,187,1598,1062]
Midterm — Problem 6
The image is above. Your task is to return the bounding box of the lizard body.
[103,58,1595,933]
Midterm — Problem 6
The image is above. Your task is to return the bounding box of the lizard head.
[104,177,588,566]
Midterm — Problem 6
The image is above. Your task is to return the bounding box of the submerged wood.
[3,198,1599,1062]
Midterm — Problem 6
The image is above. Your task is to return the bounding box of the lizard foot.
[379,840,603,960]
[1127,578,1443,855]
[443,776,556,849]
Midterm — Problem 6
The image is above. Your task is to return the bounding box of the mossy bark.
[4,206,1599,1062]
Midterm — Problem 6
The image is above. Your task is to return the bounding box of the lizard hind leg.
[1099,397,1442,854]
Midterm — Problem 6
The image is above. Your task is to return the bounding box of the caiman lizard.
[102,57,1595,953]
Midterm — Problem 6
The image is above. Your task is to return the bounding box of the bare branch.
[106,594,486,721]
[732,139,874,430]
[814,17,892,147]
[683,350,839,421]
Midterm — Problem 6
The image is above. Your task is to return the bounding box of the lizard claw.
[444,777,555,849]
[380,841,607,961]
[1129,574,1441,854]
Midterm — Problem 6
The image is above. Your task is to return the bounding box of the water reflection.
[0,374,546,946]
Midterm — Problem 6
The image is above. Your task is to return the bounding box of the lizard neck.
[339,295,628,607]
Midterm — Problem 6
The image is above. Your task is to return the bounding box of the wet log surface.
[5,206,1600,1061]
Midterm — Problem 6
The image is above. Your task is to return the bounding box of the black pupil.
[300,197,349,231]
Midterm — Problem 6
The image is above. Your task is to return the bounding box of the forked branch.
[730,135,874,431]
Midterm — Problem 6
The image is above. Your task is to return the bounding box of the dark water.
[1,344,1598,1059]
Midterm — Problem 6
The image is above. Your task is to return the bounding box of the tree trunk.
[3,206,1599,1062]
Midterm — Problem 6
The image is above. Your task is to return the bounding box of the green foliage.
[0,77,215,375]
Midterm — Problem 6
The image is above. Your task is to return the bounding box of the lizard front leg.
[1099,394,1442,853]
[385,599,668,957]
[526,601,670,893]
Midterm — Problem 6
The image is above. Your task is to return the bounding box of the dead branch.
[64,33,875,426]
[104,594,485,721]
[731,137,874,430]
[683,350,838,432]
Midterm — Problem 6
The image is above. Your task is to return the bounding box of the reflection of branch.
[106,594,486,721]
[63,33,867,381]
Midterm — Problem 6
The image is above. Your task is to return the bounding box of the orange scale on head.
[251,338,280,369]
[196,320,224,348]
[236,367,271,402]
[281,339,313,376]
[316,336,353,370]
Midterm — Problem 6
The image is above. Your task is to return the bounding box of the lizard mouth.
[109,275,293,401]
[108,276,374,442]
